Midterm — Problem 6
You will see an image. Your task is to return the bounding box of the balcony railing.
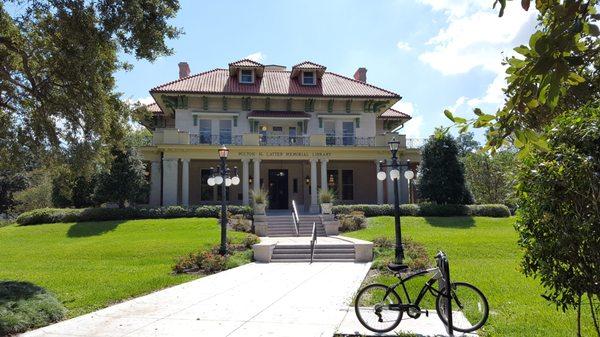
[325,136,375,147]
[259,135,310,146]
[189,134,243,146]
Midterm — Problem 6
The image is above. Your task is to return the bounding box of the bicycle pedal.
[422,309,429,317]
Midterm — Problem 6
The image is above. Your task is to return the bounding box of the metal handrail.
[309,221,317,263]
[291,200,300,237]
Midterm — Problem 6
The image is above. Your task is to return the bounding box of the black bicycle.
[354,251,489,333]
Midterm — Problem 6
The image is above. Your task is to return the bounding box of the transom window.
[240,69,254,84]
[302,71,316,85]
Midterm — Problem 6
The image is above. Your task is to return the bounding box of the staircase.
[270,243,355,262]
[266,214,326,237]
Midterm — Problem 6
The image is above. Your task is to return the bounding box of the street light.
[377,137,411,264]
[207,146,240,255]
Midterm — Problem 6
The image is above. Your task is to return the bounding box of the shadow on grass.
[67,220,124,238]
[423,216,476,228]
[0,281,66,335]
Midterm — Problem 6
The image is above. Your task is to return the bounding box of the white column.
[242,159,250,205]
[181,159,190,206]
[162,158,179,206]
[253,159,261,194]
[386,164,394,204]
[375,160,384,204]
[310,159,319,213]
[150,160,161,206]
[320,159,328,191]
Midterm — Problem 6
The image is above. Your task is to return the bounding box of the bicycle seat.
[387,263,409,272]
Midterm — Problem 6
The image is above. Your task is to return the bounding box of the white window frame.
[239,69,254,84]
[302,71,316,85]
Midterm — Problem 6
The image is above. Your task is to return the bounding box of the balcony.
[150,128,421,150]
[189,134,243,146]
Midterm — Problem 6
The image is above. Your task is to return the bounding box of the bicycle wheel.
[354,283,403,333]
[436,282,489,333]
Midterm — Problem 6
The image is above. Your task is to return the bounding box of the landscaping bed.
[332,203,511,217]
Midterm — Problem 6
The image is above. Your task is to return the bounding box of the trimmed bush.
[0,281,67,336]
[339,212,367,232]
[332,203,510,218]
[16,205,254,226]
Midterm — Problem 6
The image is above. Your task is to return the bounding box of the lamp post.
[207,146,240,255]
[377,138,411,264]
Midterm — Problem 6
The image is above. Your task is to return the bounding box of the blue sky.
[115,0,537,141]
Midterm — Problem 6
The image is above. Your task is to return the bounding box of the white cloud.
[392,101,423,138]
[396,41,412,51]
[467,72,506,106]
[417,0,488,19]
[449,96,468,112]
[136,96,155,105]
[245,52,266,63]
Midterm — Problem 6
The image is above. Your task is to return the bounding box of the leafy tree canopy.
[0,0,180,150]
[445,0,599,155]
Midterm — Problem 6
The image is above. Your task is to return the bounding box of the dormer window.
[302,71,316,85]
[240,69,254,84]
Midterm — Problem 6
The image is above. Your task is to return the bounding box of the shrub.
[372,236,394,248]
[371,236,430,272]
[172,253,199,273]
[228,214,252,232]
[251,189,269,207]
[318,188,335,203]
[339,213,367,232]
[16,205,254,226]
[331,203,510,218]
[198,251,227,273]
[0,281,67,336]
[241,234,260,248]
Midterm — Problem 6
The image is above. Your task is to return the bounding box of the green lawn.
[0,218,248,318]
[345,216,595,337]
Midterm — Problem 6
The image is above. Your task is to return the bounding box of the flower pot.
[321,203,333,214]
[254,203,266,215]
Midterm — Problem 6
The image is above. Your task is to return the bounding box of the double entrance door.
[268,169,289,209]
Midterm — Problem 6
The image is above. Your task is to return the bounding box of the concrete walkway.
[21,262,370,337]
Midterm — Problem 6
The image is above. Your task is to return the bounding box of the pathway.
[21,262,370,337]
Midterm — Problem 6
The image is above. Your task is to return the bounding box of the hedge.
[332,203,510,218]
[16,205,253,226]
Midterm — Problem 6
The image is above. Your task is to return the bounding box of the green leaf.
[454,116,467,123]
[514,45,530,56]
[567,72,585,84]
[527,99,539,109]
[444,109,455,122]
[478,114,496,122]
[473,108,483,116]
[529,31,543,50]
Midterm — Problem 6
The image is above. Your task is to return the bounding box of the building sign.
[238,151,332,159]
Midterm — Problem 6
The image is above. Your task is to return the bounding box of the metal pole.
[219,157,227,255]
[391,154,404,264]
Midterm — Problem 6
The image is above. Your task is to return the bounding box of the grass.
[0,218,250,319]
[345,216,596,337]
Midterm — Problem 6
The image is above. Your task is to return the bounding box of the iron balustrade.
[325,136,375,146]
[190,134,243,146]
[309,221,317,263]
[291,200,300,237]
[259,135,310,146]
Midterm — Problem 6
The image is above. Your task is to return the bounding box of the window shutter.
[355,118,360,128]
[318,118,323,128]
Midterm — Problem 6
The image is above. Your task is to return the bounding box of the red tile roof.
[379,108,411,120]
[151,69,399,98]
[247,111,311,119]
[292,61,327,70]
[228,59,264,67]
[146,102,163,114]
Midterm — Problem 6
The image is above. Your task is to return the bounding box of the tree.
[445,0,599,153]
[456,132,480,157]
[463,151,517,208]
[0,0,180,155]
[13,168,52,214]
[51,166,72,208]
[417,131,473,204]
[516,102,600,335]
[94,147,149,208]
[0,169,27,214]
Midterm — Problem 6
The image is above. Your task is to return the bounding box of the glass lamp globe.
[377,171,387,181]
[404,170,415,180]
[231,176,240,185]
[225,178,232,187]
[207,177,215,186]
[214,175,224,185]
[390,169,400,180]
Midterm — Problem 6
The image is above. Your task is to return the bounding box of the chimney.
[178,62,190,79]
[353,67,367,82]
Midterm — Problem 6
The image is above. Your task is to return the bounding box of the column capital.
[310,158,318,164]
[241,158,250,163]
[253,158,261,164]
[320,158,329,164]
[181,158,191,164]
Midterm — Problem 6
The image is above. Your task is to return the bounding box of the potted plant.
[318,189,335,214]
[252,189,269,215]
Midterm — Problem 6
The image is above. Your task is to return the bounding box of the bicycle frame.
[383,266,446,312]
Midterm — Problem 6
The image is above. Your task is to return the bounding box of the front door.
[268,169,289,209]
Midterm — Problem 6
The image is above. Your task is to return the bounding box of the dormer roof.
[291,61,327,78]
[228,58,265,77]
